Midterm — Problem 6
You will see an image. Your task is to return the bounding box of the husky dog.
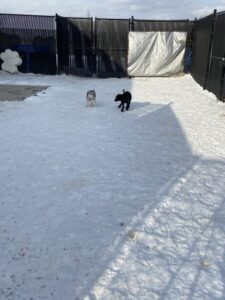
[115,89,132,112]
[86,90,96,107]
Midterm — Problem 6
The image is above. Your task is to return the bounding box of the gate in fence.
[129,19,193,76]
[56,15,93,76]
[95,18,130,78]
[191,10,225,101]
[0,13,56,75]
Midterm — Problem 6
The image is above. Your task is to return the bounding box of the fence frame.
[0,13,194,78]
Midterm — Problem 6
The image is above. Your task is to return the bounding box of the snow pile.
[0,72,225,299]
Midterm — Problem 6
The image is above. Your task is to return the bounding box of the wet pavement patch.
[0,85,48,101]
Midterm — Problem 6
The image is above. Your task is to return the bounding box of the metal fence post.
[55,14,59,74]
[189,18,197,73]
[91,17,95,76]
[130,16,135,31]
[95,18,98,77]
[204,9,217,89]
[219,57,225,101]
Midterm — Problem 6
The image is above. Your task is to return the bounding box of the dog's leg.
[121,103,124,112]
[118,102,122,108]
[126,100,130,110]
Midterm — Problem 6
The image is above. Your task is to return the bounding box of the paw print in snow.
[0,49,22,73]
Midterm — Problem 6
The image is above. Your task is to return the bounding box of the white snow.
[0,72,225,300]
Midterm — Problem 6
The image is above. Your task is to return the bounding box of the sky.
[0,0,225,20]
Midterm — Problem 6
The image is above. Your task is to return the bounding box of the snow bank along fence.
[191,9,225,101]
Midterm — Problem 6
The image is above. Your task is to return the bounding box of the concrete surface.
[0,84,48,101]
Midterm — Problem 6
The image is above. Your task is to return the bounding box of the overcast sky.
[1,0,225,20]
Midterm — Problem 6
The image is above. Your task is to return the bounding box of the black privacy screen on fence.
[207,12,225,100]
[191,14,214,89]
[0,13,56,74]
[133,19,192,32]
[56,15,93,76]
[191,10,225,101]
[95,18,130,78]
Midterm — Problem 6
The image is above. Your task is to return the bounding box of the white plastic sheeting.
[127,31,187,77]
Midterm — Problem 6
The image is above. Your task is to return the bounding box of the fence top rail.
[95,17,129,21]
[0,13,197,23]
[217,10,225,16]
[0,12,54,18]
[133,18,191,22]
[196,9,217,21]
[67,16,93,20]
[0,14,56,30]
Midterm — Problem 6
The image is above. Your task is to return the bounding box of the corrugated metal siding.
[0,13,56,74]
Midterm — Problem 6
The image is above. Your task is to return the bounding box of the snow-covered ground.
[0,72,225,300]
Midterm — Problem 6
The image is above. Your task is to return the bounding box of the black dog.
[115,90,132,112]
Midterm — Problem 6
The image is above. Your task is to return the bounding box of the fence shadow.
[70,104,225,299]
[81,158,225,300]
[63,103,198,299]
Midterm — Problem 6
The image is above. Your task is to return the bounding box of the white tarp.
[127,31,187,77]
